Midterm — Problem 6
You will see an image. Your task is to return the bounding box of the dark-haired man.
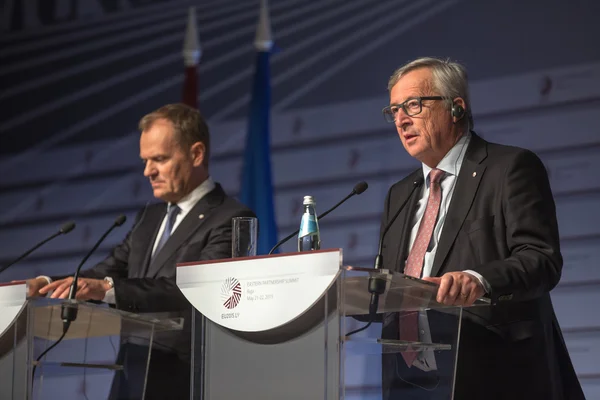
[31,103,255,399]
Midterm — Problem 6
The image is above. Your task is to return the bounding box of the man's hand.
[26,277,50,298]
[38,277,111,301]
[422,272,485,306]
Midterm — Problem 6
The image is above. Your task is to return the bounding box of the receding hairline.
[389,67,438,97]
[139,117,179,146]
[140,116,200,153]
[139,113,179,136]
[140,117,173,131]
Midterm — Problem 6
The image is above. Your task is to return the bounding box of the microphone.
[367,178,423,316]
[32,216,125,381]
[61,215,127,330]
[268,181,369,255]
[0,221,76,275]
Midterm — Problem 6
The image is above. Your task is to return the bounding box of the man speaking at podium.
[378,57,584,399]
[28,103,255,399]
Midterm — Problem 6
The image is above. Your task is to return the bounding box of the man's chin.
[404,145,423,158]
[153,189,168,201]
[153,191,180,204]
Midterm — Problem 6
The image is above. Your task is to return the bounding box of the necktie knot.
[167,204,180,222]
[165,204,180,236]
[429,168,444,184]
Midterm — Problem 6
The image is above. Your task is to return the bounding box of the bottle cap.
[303,196,315,205]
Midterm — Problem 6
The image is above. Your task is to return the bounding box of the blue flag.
[240,50,278,255]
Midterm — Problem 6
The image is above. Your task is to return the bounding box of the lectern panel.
[179,251,471,400]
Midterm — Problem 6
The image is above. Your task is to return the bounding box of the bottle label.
[299,215,318,237]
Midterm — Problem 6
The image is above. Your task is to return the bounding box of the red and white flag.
[182,6,201,108]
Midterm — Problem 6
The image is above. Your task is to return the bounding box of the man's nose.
[395,113,412,128]
[143,162,155,177]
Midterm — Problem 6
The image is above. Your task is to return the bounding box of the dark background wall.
[1,0,599,398]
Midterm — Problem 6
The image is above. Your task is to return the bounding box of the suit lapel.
[145,184,226,277]
[430,133,488,277]
[133,205,165,278]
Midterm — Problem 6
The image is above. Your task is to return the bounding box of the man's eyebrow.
[389,95,418,106]
[141,154,168,159]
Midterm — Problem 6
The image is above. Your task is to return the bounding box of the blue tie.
[153,204,180,260]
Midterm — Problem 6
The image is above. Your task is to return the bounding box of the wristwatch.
[103,276,114,290]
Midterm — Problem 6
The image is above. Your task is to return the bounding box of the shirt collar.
[422,131,471,185]
[171,176,216,214]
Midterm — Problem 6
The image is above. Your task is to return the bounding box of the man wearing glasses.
[378,57,584,399]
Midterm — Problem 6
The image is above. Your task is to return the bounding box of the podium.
[176,249,490,400]
[0,281,183,400]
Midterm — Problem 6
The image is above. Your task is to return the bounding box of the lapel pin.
[199,214,205,219]
[472,172,477,177]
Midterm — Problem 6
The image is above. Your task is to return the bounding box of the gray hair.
[387,57,474,128]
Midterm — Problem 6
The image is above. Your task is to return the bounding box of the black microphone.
[61,215,127,330]
[367,178,423,316]
[0,221,76,275]
[32,216,125,381]
[268,181,369,255]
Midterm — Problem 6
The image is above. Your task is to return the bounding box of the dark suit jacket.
[380,133,584,400]
[79,183,255,360]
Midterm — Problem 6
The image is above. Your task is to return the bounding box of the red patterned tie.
[400,168,444,367]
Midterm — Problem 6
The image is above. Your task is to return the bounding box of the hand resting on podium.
[422,271,485,307]
[26,276,111,301]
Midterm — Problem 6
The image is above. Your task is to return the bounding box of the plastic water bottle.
[298,196,321,251]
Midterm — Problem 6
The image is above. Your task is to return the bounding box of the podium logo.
[221,277,242,309]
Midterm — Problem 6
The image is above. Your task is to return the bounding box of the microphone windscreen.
[114,215,127,226]
[60,221,76,234]
[353,181,369,195]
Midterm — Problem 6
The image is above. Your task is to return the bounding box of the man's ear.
[190,142,206,167]
[451,97,467,124]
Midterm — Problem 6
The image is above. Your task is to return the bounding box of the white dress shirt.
[405,131,489,288]
[36,178,218,302]
[150,177,216,258]
[40,177,217,297]
[102,177,216,304]
[404,132,489,371]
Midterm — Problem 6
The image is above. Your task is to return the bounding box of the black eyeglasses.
[382,96,445,123]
